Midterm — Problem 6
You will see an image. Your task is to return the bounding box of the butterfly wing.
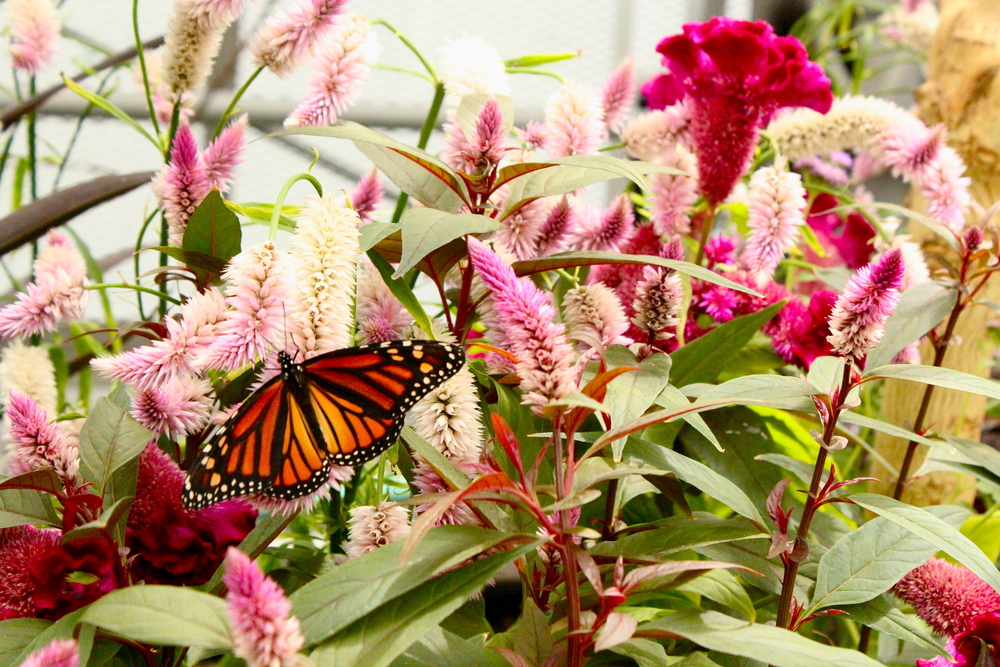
[297,340,465,466]
[182,376,331,509]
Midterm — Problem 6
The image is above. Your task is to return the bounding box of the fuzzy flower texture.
[643,17,833,205]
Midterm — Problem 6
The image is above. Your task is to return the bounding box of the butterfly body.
[182,340,465,510]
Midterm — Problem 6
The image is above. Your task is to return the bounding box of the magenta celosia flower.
[203,243,293,372]
[588,224,665,331]
[601,57,636,133]
[156,123,212,246]
[349,169,383,224]
[643,17,833,205]
[807,194,876,270]
[247,464,353,516]
[544,83,606,157]
[285,13,378,127]
[6,389,79,484]
[8,0,60,75]
[0,231,89,339]
[343,503,411,558]
[443,96,508,177]
[575,194,635,253]
[649,146,698,237]
[467,237,577,411]
[31,537,120,619]
[771,291,837,369]
[18,639,78,667]
[251,0,346,77]
[742,165,807,285]
[827,247,905,361]
[533,196,577,257]
[0,526,59,619]
[224,548,304,667]
[703,236,735,267]
[699,285,740,322]
[412,461,480,526]
[127,445,256,586]
[621,101,691,162]
[203,114,248,192]
[131,375,212,438]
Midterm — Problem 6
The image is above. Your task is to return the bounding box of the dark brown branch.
[0,171,155,255]
[1,36,165,130]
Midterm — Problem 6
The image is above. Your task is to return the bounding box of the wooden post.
[870,0,1000,505]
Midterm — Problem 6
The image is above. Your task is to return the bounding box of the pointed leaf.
[589,513,764,562]
[675,569,756,621]
[0,619,52,667]
[0,488,59,528]
[0,469,62,496]
[861,364,1000,400]
[395,210,504,278]
[867,282,957,369]
[366,250,435,339]
[182,189,242,265]
[78,398,152,497]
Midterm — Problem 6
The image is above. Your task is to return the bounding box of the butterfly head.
[277,350,296,376]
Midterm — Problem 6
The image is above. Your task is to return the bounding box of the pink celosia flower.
[562,283,631,349]
[251,0,346,77]
[793,152,852,186]
[18,639,77,667]
[575,194,635,252]
[643,18,833,205]
[412,460,480,526]
[128,445,256,586]
[131,375,212,438]
[921,145,971,233]
[518,122,548,152]
[285,13,379,127]
[467,237,577,411]
[411,366,483,463]
[0,525,59,619]
[631,266,683,343]
[771,291,836,369]
[247,465,353,517]
[156,124,212,246]
[203,243,293,371]
[349,169,383,224]
[343,503,411,558]
[224,548,304,667]
[588,224,665,327]
[649,145,698,237]
[498,198,547,261]
[442,96,509,177]
[826,247,905,361]
[0,231,89,339]
[8,0,60,75]
[601,57,636,133]
[544,83,606,157]
[621,101,691,162]
[533,196,577,257]
[355,261,412,345]
[742,165,807,285]
[703,236,734,267]
[5,389,79,484]
[203,114,248,192]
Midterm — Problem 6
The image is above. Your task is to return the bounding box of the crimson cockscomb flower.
[8,0,60,75]
[771,291,837,369]
[18,639,78,667]
[467,237,577,412]
[349,169,383,224]
[343,503,411,558]
[127,445,256,586]
[224,548,304,667]
[6,389,79,485]
[31,538,121,619]
[742,164,807,286]
[826,247,905,362]
[251,0,346,77]
[0,526,59,619]
[643,17,833,206]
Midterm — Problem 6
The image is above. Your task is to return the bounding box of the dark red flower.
[126,445,257,586]
[0,526,59,619]
[806,194,876,271]
[30,538,121,620]
[771,291,837,368]
[642,17,833,205]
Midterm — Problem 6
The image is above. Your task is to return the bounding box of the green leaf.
[360,222,399,252]
[589,513,764,562]
[291,526,522,646]
[486,598,554,666]
[656,385,721,453]
[609,639,672,667]
[182,190,242,265]
[395,210,503,278]
[78,398,152,498]
[0,488,59,528]
[675,568,757,621]
[866,282,957,370]
[670,302,786,386]
[82,586,231,648]
[644,611,884,667]
[694,375,820,405]
[0,469,63,495]
[61,496,134,545]
[366,249,435,338]
[310,544,537,667]
[624,438,766,526]
[226,200,298,230]
[267,123,468,212]
[390,626,494,667]
[149,246,229,275]
[502,160,647,214]
[504,52,578,67]
[862,364,1000,400]
[851,493,1000,593]
[839,594,945,655]
[455,94,514,139]
[63,78,160,151]
[605,348,671,453]
[0,619,51,667]
[5,610,84,667]
[512,252,760,296]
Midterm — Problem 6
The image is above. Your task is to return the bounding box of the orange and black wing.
[182,376,331,509]
[298,340,465,466]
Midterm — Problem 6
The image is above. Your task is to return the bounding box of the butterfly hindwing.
[182,340,465,509]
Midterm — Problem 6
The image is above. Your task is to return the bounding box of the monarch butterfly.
[182,340,465,509]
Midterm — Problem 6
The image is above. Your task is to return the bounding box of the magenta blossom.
[642,18,833,205]
[826,248,905,362]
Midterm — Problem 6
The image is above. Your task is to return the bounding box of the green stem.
[132,0,162,140]
[693,204,716,266]
[134,208,160,320]
[370,19,438,80]
[391,82,445,224]
[214,67,263,137]
[27,77,37,201]
[269,173,324,241]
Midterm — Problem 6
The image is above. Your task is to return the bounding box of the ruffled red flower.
[30,538,121,620]
[806,194,876,271]
[126,445,257,586]
[0,526,59,619]
[642,17,833,205]
[771,291,837,368]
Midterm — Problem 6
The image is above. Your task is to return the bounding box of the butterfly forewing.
[182,340,465,509]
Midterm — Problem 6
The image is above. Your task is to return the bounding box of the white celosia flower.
[631,268,683,341]
[289,194,360,357]
[438,36,510,111]
[411,366,482,464]
[544,83,606,157]
[649,144,698,237]
[621,101,691,162]
[162,0,240,95]
[881,1,939,53]
[343,503,410,558]
[562,283,631,349]
[0,340,57,415]
[741,165,807,286]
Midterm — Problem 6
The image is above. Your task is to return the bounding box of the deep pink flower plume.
[601,57,636,132]
[158,123,212,246]
[443,96,508,176]
[826,247,905,361]
[6,389,78,484]
[203,114,248,192]
[251,0,347,77]
[643,18,833,205]
[350,169,383,224]
[533,196,577,257]
[575,194,635,252]
[18,639,78,667]
[8,0,60,75]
